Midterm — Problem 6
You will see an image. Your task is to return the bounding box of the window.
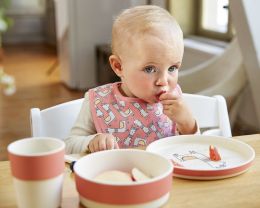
[198,0,232,41]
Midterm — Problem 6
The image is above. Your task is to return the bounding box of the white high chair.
[30,94,232,139]
[182,94,231,137]
[30,98,84,140]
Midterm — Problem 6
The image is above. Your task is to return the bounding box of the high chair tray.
[146,135,255,180]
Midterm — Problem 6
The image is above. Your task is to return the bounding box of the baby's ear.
[109,55,123,77]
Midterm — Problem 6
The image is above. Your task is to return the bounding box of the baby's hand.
[159,90,197,134]
[88,133,119,153]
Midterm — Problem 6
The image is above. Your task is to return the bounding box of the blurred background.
[1,0,259,160]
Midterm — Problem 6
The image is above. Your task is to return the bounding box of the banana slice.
[93,170,133,183]
[131,168,151,182]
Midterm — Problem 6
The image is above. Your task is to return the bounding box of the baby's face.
[119,30,184,103]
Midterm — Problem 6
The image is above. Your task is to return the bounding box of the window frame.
[197,0,233,41]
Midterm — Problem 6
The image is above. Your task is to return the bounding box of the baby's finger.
[160,89,180,100]
[92,139,100,152]
[98,137,106,151]
[163,109,174,119]
[160,99,175,105]
[163,107,169,113]
[106,135,115,149]
[88,141,95,153]
[162,105,170,111]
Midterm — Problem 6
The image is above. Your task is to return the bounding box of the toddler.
[65,5,198,154]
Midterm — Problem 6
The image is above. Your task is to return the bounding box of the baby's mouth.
[156,90,166,100]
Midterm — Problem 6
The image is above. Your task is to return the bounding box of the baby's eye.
[168,66,178,73]
[144,66,157,73]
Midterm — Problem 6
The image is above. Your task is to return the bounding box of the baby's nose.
[156,73,168,86]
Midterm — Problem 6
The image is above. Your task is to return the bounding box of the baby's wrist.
[176,118,197,135]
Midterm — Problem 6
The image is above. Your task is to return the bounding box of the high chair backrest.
[30,98,84,139]
[30,94,232,140]
[182,93,231,137]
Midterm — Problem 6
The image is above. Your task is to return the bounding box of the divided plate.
[146,135,255,180]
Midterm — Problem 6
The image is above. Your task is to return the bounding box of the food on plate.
[209,145,221,161]
[131,167,151,182]
[93,168,152,183]
[93,170,133,183]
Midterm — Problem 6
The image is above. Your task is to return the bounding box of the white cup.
[8,137,65,208]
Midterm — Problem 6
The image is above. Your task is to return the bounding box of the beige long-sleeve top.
[64,92,98,154]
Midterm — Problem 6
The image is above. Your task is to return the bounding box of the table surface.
[1,134,260,208]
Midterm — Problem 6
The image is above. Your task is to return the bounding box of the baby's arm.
[159,91,198,134]
[64,92,117,154]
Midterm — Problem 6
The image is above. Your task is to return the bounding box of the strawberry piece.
[209,145,221,161]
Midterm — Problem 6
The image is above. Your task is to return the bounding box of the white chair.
[30,98,84,140]
[30,94,232,139]
[182,93,231,137]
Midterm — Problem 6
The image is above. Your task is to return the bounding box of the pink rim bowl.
[74,149,173,208]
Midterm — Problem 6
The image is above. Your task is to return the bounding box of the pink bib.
[89,82,179,148]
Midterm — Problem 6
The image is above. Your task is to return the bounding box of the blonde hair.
[111,5,183,54]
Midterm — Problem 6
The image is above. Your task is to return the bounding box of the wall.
[168,0,198,36]
[182,38,224,70]
[230,0,260,129]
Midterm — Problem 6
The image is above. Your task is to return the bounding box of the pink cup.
[8,137,65,208]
